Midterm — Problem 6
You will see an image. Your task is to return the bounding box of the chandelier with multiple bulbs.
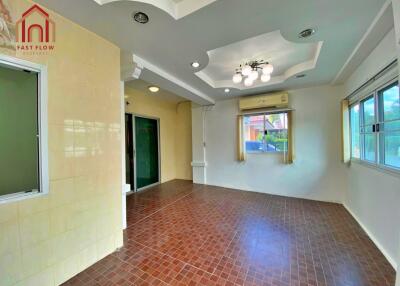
[232,60,274,87]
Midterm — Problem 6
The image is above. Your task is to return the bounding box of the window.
[243,112,288,153]
[350,80,400,171]
[0,55,48,203]
[379,82,400,168]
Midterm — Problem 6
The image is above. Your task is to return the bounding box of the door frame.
[126,112,161,192]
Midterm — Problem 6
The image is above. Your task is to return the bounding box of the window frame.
[243,111,288,154]
[349,78,400,175]
[0,54,49,204]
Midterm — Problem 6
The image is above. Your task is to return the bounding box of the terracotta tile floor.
[63,180,396,286]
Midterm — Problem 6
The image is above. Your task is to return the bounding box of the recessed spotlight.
[224,88,230,93]
[191,62,200,68]
[133,11,149,24]
[296,74,306,78]
[298,28,316,39]
[148,86,159,93]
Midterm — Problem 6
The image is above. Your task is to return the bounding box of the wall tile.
[19,211,50,249]
[0,251,22,286]
[21,240,53,278]
[0,219,20,257]
[0,1,122,284]
[0,203,18,224]
[15,267,55,286]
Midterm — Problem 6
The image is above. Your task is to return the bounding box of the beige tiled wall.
[0,1,123,285]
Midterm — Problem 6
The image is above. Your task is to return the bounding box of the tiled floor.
[63,180,395,286]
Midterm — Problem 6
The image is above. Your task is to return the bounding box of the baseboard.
[343,204,398,270]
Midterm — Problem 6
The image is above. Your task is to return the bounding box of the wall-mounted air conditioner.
[239,92,289,111]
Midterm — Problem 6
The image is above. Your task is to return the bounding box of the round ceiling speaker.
[298,28,316,38]
[133,12,149,24]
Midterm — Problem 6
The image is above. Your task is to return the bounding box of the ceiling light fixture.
[298,28,316,39]
[191,62,200,68]
[232,60,273,87]
[148,86,160,93]
[133,11,149,24]
[224,88,230,93]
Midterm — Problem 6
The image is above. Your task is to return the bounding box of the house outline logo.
[16,4,55,43]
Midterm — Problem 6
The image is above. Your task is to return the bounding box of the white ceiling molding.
[130,54,215,105]
[121,52,143,81]
[195,30,323,90]
[91,0,216,19]
[332,1,394,84]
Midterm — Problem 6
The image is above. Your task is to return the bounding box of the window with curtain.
[243,112,288,153]
[350,80,400,170]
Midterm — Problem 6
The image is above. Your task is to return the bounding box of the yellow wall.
[125,87,192,182]
[0,1,122,286]
[175,101,193,180]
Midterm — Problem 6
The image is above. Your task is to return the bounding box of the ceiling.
[195,30,322,90]
[125,79,187,103]
[36,0,389,103]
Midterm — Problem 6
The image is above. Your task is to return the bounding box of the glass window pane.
[383,120,400,132]
[362,96,375,126]
[363,133,376,162]
[350,104,360,158]
[382,84,400,121]
[0,65,39,196]
[384,132,400,168]
[244,115,265,152]
[265,113,288,152]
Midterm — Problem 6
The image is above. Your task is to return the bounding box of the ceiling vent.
[133,12,149,24]
[298,28,316,39]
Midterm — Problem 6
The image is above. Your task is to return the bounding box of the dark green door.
[135,117,159,189]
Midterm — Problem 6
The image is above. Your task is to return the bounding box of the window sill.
[350,158,400,179]
[0,190,47,205]
[246,151,286,155]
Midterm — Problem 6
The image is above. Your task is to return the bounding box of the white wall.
[345,164,400,267]
[343,16,400,270]
[193,85,348,203]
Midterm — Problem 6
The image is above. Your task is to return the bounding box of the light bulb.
[232,73,243,84]
[261,74,271,83]
[262,63,274,75]
[249,70,259,81]
[242,65,252,76]
[148,86,160,92]
[244,77,253,87]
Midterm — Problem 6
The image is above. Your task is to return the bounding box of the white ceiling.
[125,79,187,103]
[36,0,389,103]
[91,0,216,19]
[196,30,322,90]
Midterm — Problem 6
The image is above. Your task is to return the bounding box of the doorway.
[125,114,160,192]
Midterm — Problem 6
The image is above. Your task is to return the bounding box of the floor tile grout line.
[130,239,221,279]
[127,190,194,227]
